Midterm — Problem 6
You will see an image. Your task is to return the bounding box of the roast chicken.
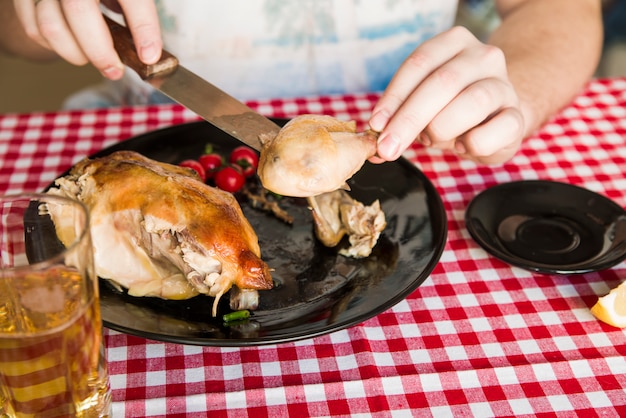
[46,150,273,317]
[258,114,379,197]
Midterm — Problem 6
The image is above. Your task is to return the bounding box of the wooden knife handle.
[104,15,178,80]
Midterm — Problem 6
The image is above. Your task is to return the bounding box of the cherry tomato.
[214,164,245,193]
[229,146,259,178]
[198,153,223,180]
[179,159,206,182]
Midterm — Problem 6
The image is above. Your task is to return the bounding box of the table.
[1,78,625,417]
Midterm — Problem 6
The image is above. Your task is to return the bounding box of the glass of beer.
[0,193,111,417]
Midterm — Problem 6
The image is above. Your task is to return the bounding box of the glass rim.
[0,192,91,272]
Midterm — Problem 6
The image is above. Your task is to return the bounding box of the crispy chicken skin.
[47,150,272,316]
[258,114,378,197]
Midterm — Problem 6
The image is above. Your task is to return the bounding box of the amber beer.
[0,194,111,417]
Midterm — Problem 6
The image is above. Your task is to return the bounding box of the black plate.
[465,180,626,274]
[51,120,447,346]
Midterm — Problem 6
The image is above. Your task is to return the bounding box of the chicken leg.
[258,114,379,197]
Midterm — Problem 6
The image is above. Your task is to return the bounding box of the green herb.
[267,190,283,200]
[222,309,250,323]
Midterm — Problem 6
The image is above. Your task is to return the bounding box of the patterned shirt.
[65,0,458,108]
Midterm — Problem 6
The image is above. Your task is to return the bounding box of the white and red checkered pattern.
[1,79,625,417]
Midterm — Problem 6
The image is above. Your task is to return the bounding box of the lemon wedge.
[591,280,626,328]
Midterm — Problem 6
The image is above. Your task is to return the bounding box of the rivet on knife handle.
[104,15,178,80]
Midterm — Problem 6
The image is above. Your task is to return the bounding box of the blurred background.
[1,0,625,114]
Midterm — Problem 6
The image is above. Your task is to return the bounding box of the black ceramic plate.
[465,180,626,274]
[51,120,447,346]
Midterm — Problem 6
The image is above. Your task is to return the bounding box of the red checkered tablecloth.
[1,78,625,417]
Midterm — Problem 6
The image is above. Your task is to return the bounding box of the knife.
[104,15,280,151]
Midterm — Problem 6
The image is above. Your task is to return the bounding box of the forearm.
[490,0,603,137]
[0,0,57,60]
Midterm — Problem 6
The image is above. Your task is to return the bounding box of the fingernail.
[140,42,160,64]
[369,110,389,132]
[378,133,401,160]
[420,132,431,147]
[102,64,124,80]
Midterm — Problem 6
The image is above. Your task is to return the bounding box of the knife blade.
[104,15,280,151]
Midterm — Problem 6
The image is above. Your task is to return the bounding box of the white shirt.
[65,0,458,108]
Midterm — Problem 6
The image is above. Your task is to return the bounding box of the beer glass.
[0,193,111,417]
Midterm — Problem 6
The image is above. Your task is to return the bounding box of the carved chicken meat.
[46,150,272,316]
[258,114,387,257]
[258,114,379,197]
[307,191,386,258]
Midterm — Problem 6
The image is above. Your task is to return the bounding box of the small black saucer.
[465,180,626,274]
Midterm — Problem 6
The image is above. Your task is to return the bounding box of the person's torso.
[156,0,458,99]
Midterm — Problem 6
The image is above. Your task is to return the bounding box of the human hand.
[13,0,162,80]
[369,26,525,165]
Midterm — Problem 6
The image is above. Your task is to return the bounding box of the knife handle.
[104,15,179,80]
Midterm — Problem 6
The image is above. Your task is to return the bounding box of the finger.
[13,0,50,48]
[457,107,525,165]
[369,26,477,132]
[118,0,162,64]
[59,0,125,78]
[425,78,519,149]
[376,42,508,161]
[368,155,388,164]
[37,0,88,65]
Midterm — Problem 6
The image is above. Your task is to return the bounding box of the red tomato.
[198,153,223,179]
[214,165,245,193]
[229,146,259,177]
[179,159,206,182]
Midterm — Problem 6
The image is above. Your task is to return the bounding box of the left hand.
[369,26,525,165]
